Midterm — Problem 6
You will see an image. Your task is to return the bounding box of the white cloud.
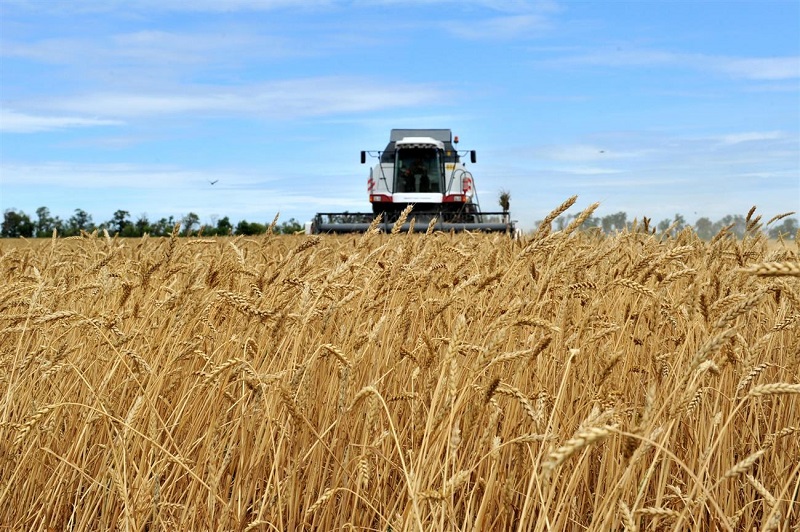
[137,0,333,11]
[444,13,551,39]
[0,162,219,188]
[0,109,124,133]
[32,78,450,120]
[354,0,557,11]
[551,49,679,68]
[716,131,787,145]
[537,47,800,81]
[2,30,305,67]
[4,0,557,13]
[1,0,333,13]
[716,57,800,81]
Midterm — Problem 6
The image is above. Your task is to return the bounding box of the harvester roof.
[395,137,445,150]
[381,129,458,163]
[389,129,452,142]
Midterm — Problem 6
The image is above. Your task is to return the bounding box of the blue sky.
[1,0,798,231]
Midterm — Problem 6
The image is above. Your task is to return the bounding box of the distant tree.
[768,217,798,240]
[583,216,601,229]
[554,214,572,231]
[205,215,222,236]
[601,212,627,233]
[235,219,266,235]
[35,206,56,237]
[108,210,132,235]
[68,208,93,235]
[694,217,714,240]
[149,216,174,236]
[712,214,746,239]
[182,212,200,236]
[134,214,151,236]
[235,220,250,235]
[216,216,233,236]
[52,217,65,236]
[2,209,34,237]
[657,214,686,237]
[278,218,303,234]
[116,215,144,237]
[673,213,686,232]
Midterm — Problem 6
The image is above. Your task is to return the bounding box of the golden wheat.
[0,205,798,531]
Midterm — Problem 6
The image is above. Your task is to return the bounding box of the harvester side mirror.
[470,150,477,164]
[360,151,366,164]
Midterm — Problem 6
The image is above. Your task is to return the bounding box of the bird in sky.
[210,180,218,185]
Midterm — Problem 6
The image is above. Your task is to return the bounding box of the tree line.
[0,207,304,238]
[1,205,797,239]
[548,211,797,240]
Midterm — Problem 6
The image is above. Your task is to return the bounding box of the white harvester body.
[310,129,513,234]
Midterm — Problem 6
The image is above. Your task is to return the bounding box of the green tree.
[150,216,176,236]
[658,214,686,237]
[694,217,714,240]
[182,212,200,236]
[216,216,233,236]
[768,217,798,240]
[68,209,93,235]
[555,214,573,231]
[2,209,34,237]
[109,210,131,235]
[118,217,143,237]
[279,218,303,234]
[601,212,627,233]
[584,216,600,229]
[712,214,746,239]
[134,214,151,236]
[35,206,55,237]
[235,219,266,235]
[673,213,686,232]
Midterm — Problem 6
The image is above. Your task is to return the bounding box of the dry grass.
[1,210,798,531]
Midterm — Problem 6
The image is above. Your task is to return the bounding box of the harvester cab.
[310,129,514,234]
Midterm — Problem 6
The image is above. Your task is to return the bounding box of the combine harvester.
[308,129,515,234]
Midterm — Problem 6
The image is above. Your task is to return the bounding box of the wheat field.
[1,203,798,531]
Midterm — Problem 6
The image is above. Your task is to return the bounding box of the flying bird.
[209,180,219,185]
